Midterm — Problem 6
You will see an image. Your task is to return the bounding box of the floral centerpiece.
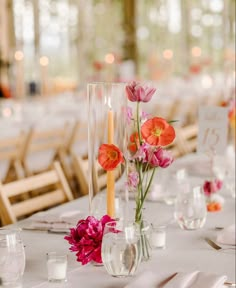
[98,81,176,259]
[203,179,224,212]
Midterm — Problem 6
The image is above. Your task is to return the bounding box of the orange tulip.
[141,117,175,146]
[98,144,124,171]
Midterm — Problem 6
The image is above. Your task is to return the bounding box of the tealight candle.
[47,252,67,282]
[151,225,166,249]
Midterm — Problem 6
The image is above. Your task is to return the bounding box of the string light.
[14,51,24,61]
[191,46,202,57]
[163,49,173,60]
[105,53,115,64]
[39,56,49,66]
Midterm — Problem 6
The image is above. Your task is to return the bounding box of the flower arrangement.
[98,81,176,258]
[64,215,113,265]
[203,179,224,212]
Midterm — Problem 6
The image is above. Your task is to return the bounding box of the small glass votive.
[151,225,166,249]
[46,252,68,283]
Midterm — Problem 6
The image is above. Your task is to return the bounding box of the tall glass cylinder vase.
[87,83,128,219]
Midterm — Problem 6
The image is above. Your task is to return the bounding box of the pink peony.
[203,179,223,197]
[125,81,156,103]
[64,215,113,265]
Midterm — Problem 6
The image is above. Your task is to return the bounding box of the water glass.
[151,224,166,249]
[174,186,207,230]
[225,172,235,198]
[212,155,226,180]
[0,229,25,287]
[102,220,141,277]
[46,252,67,283]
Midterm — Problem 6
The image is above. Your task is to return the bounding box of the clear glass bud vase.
[87,82,128,219]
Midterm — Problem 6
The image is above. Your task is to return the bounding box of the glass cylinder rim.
[46,252,68,258]
[87,81,127,86]
[104,220,149,229]
[0,227,22,235]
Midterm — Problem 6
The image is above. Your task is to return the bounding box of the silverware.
[205,237,235,251]
[215,226,224,230]
[224,282,236,287]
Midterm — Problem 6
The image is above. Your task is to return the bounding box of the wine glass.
[0,228,26,286]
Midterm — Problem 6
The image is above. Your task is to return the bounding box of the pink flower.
[125,81,156,103]
[141,111,150,121]
[133,145,174,168]
[215,179,223,190]
[133,143,150,161]
[126,171,139,189]
[203,179,223,197]
[153,147,174,168]
[124,106,133,125]
[64,215,113,265]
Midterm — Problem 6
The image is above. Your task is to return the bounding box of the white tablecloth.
[9,187,235,288]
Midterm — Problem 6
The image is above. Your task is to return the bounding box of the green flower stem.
[135,168,156,223]
[142,168,156,203]
[136,102,142,144]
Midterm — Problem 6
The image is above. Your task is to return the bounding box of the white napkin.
[24,210,86,231]
[125,271,227,288]
[216,225,236,246]
[164,271,227,288]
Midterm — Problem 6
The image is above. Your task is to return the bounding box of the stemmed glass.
[0,228,26,286]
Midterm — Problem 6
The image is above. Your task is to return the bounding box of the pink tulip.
[153,147,174,168]
[125,81,156,103]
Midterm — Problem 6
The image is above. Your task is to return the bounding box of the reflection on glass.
[174,186,207,230]
[0,229,25,286]
[102,220,141,277]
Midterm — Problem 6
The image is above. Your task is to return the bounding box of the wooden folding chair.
[175,124,199,155]
[0,132,26,182]
[166,139,182,159]
[21,124,69,176]
[0,161,74,226]
[72,153,123,196]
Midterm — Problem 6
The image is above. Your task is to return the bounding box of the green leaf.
[168,120,179,124]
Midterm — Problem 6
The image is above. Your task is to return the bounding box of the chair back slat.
[176,124,199,155]
[4,170,58,197]
[0,161,73,225]
[12,189,65,218]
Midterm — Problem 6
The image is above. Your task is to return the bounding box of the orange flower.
[207,202,222,212]
[128,132,140,153]
[98,144,124,171]
[141,117,175,146]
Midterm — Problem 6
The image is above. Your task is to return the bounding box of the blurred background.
[0,0,235,98]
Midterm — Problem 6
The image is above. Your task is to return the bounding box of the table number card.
[197,106,228,155]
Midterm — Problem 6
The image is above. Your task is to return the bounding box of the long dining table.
[4,151,236,288]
